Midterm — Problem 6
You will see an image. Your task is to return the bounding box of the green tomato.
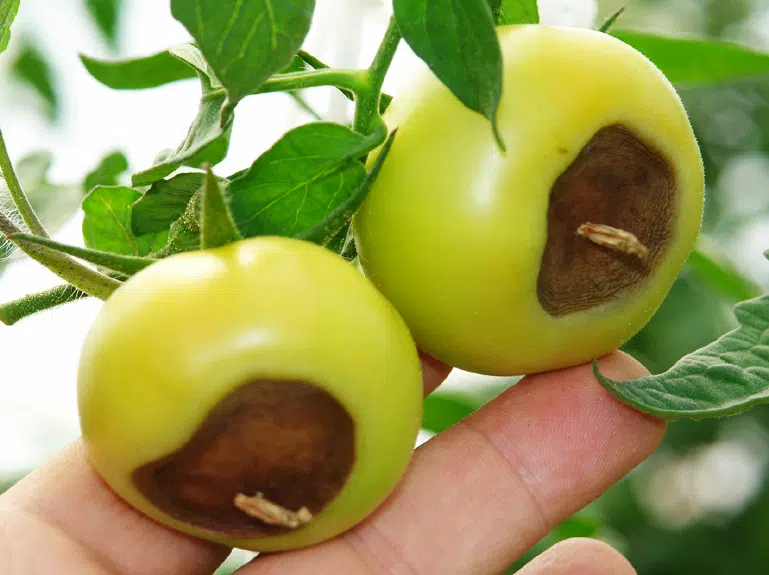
[353,24,705,376]
[77,236,423,552]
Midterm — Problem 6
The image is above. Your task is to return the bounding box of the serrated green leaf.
[595,293,769,420]
[82,186,168,256]
[613,31,769,85]
[228,123,376,238]
[84,150,128,192]
[299,130,395,250]
[170,0,315,107]
[394,0,505,149]
[200,166,241,249]
[491,0,539,25]
[131,45,232,186]
[79,49,197,90]
[85,0,122,47]
[0,0,20,53]
[10,38,58,120]
[131,172,203,235]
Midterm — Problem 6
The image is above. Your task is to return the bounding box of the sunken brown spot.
[537,124,676,316]
[132,380,355,538]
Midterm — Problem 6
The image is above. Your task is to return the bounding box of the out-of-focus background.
[1,0,769,573]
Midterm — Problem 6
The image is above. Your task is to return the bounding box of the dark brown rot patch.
[133,380,355,538]
[537,124,676,316]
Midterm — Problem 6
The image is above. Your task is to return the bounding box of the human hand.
[0,351,663,574]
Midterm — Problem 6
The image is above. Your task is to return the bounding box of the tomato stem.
[257,68,368,97]
[0,210,122,300]
[0,127,49,239]
[353,15,401,135]
[0,284,87,326]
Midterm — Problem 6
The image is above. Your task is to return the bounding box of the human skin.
[0,352,663,574]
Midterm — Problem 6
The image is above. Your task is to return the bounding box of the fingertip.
[518,537,636,575]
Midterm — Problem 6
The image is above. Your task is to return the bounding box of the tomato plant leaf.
[0,0,20,53]
[299,130,395,250]
[613,31,769,85]
[10,233,155,276]
[131,45,232,187]
[228,122,377,238]
[132,172,203,235]
[200,166,241,249]
[595,291,769,420]
[170,0,315,107]
[490,0,539,25]
[79,49,197,90]
[82,186,168,256]
[84,151,128,192]
[10,38,58,121]
[394,0,505,149]
[84,0,122,48]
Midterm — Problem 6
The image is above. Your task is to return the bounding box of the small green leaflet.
[0,0,20,53]
[84,151,128,192]
[394,0,505,149]
[490,0,539,25]
[153,193,202,257]
[82,186,168,256]
[84,0,122,48]
[170,0,315,107]
[10,38,58,120]
[131,45,232,186]
[228,122,378,239]
[132,172,203,235]
[595,288,769,420]
[613,31,769,85]
[200,166,241,249]
[80,49,197,90]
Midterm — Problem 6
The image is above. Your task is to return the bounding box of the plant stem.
[353,15,401,134]
[0,127,49,238]
[297,50,331,70]
[0,211,121,299]
[258,68,368,96]
[0,285,87,326]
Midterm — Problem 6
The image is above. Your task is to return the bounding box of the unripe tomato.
[354,24,705,376]
[77,237,423,552]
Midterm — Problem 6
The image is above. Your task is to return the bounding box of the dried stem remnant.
[577,222,649,261]
[235,492,314,529]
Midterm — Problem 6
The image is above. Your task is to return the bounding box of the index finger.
[245,352,665,575]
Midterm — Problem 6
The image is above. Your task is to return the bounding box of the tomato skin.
[77,236,423,552]
[353,24,704,376]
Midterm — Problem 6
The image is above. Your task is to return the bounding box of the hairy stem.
[0,285,88,326]
[353,15,401,135]
[0,211,121,299]
[0,127,49,238]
